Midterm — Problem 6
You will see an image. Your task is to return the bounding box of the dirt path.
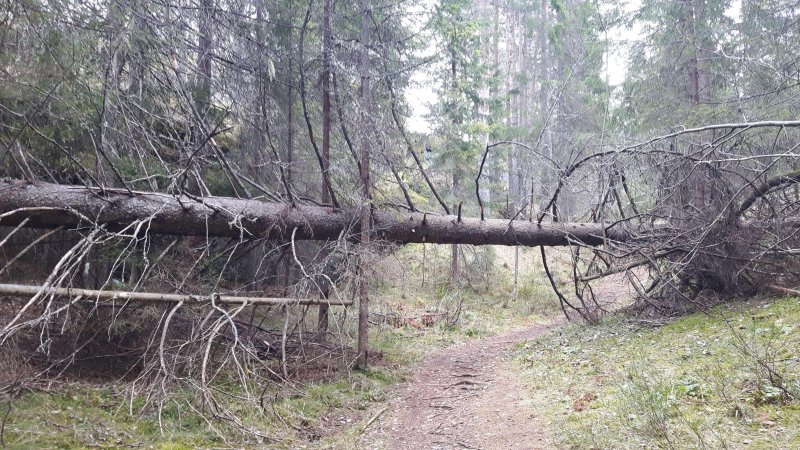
[359,322,561,449]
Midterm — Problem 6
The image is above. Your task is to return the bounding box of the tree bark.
[0,283,352,306]
[355,0,372,369]
[322,0,333,201]
[450,179,460,286]
[318,0,334,338]
[448,38,460,287]
[0,180,628,247]
[196,0,213,115]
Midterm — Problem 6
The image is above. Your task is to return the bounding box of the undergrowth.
[1,368,401,449]
[520,296,800,449]
[1,246,558,448]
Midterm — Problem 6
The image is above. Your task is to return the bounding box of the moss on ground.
[520,296,800,449]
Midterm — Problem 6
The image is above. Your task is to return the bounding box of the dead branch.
[0,283,353,306]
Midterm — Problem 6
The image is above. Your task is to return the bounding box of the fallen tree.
[0,283,352,306]
[0,179,629,247]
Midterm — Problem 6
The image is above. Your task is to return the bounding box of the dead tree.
[0,179,627,247]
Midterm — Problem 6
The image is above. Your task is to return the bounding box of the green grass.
[3,367,403,449]
[519,296,800,449]
[4,386,223,449]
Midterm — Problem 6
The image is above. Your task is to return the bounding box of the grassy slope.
[520,296,800,449]
[2,246,558,448]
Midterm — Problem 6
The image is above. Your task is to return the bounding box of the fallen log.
[0,179,629,247]
[0,283,352,306]
[763,284,800,298]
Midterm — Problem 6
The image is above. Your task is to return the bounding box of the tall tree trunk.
[284,35,295,295]
[518,20,530,200]
[506,11,518,207]
[450,175,461,286]
[683,0,708,214]
[686,12,700,103]
[318,0,334,339]
[510,12,520,299]
[321,0,332,200]
[287,74,294,190]
[449,40,460,287]
[694,0,709,104]
[97,0,125,185]
[684,0,708,105]
[355,0,372,370]
[196,0,213,118]
[534,0,552,218]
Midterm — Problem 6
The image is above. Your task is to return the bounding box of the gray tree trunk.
[0,180,627,247]
[355,0,372,369]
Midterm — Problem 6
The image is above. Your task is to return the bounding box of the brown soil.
[359,322,562,450]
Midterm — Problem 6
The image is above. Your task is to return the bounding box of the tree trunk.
[196,0,213,116]
[355,0,372,370]
[318,0,334,340]
[283,26,296,295]
[322,0,332,197]
[0,180,628,247]
[449,38,460,287]
[536,0,552,219]
[684,0,708,105]
[506,11,517,201]
[0,283,352,306]
[450,176,460,286]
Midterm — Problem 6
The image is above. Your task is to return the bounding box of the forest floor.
[12,246,800,449]
[519,295,800,449]
[359,320,561,449]
[357,257,630,449]
[1,246,564,449]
